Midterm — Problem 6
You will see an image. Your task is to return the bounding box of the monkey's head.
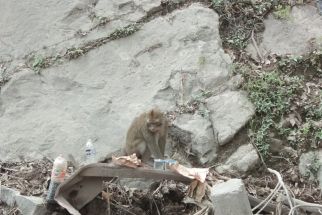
[146,108,164,133]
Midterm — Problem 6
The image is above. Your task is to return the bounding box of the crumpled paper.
[169,163,209,183]
[112,153,142,168]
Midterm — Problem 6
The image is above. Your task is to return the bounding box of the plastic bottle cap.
[86,139,93,148]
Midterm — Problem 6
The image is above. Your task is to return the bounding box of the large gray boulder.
[216,144,259,174]
[0,0,163,67]
[247,5,322,59]
[299,150,322,189]
[207,91,254,146]
[0,4,233,161]
[174,114,218,164]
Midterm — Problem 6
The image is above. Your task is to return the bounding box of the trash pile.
[53,152,216,215]
[81,180,197,215]
[0,145,219,215]
[2,139,322,215]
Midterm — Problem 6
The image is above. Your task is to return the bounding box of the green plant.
[65,47,85,60]
[211,0,274,51]
[198,56,206,66]
[212,0,224,8]
[192,89,212,104]
[273,5,291,20]
[242,69,302,157]
[245,71,301,117]
[227,30,248,49]
[315,129,322,141]
[250,117,273,157]
[306,153,321,179]
[32,55,45,74]
[198,108,210,118]
[110,24,140,40]
[301,122,311,136]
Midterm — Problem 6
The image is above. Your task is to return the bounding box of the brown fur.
[124,108,168,162]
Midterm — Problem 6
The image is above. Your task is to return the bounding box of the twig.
[249,139,268,170]
[252,183,282,214]
[111,201,136,215]
[152,197,161,215]
[283,196,322,215]
[211,170,230,181]
[248,195,290,214]
[251,29,264,63]
[152,181,164,195]
[102,191,111,215]
[1,167,18,172]
[8,207,19,215]
[0,173,24,180]
[207,163,220,169]
[270,155,293,165]
[193,206,209,215]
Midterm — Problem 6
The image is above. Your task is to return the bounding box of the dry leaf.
[112,154,142,168]
[169,163,209,183]
[187,180,207,203]
[187,180,199,198]
[102,191,111,201]
[195,182,206,203]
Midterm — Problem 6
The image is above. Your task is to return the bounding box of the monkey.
[124,108,168,162]
[98,108,168,164]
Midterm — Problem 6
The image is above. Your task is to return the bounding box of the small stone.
[210,179,252,215]
[215,144,259,174]
[0,186,19,206]
[15,195,46,215]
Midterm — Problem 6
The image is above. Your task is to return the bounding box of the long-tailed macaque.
[124,108,168,162]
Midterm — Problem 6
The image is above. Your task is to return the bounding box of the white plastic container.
[46,155,67,202]
[85,139,96,164]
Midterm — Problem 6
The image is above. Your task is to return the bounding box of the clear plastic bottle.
[46,155,67,203]
[85,139,96,164]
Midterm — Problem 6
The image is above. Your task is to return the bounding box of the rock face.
[247,5,322,58]
[207,91,254,146]
[0,1,255,164]
[299,150,322,188]
[216,144,259,174]
[0,3,234,161]
[174,114,217,164]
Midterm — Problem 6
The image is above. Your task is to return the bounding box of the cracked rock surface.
[247,5,322,58]
[0,2,254,164]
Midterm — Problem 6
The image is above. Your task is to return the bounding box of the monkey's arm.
[145,133,164,159]
[158,134,166,156]
[98,148,125,163]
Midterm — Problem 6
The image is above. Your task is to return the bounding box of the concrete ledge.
[0,186,46,215]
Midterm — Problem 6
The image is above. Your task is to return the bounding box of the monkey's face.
[147,121,162,133]
[146,108,164,133]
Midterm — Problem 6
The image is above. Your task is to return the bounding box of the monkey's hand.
[98,149,124,163]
